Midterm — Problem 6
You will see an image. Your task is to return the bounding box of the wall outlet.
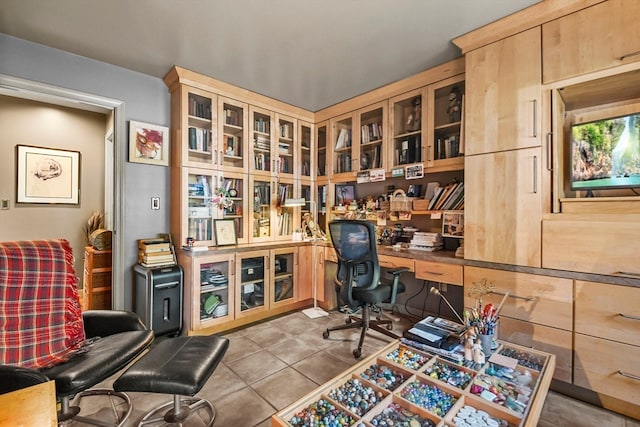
[0,199,9,210]
[439,282,448,293]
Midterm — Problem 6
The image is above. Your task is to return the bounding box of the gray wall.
[0,33,171,310]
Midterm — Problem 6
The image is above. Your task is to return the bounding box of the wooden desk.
[272,340,555,427]
[0,381,57,427]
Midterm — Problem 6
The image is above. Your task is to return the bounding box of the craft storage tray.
[272,341,554,427]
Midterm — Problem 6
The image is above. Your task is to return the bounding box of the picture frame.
[214,219,237,246]
[16,145,80,205]
[442,211,464,238]
[335,184,356,206]
[129,120,170,166]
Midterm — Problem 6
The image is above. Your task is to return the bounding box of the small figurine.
[406,98,422,132]
[447,86,462,123]
[472,341,486,364]
[463,326,477,362]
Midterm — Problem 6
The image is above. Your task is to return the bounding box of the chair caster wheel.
[345,317,353,324]
[352,349,361,358]
[386,324,393,331]
[323,330,330,339]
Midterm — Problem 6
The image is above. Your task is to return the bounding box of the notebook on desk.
[403,316,466,350]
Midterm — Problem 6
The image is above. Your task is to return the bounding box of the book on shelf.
[181,245,209,252]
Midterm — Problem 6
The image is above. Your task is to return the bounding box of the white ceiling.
[0,0,539,112]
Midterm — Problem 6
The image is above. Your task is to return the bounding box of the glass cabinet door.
[316,122,328,180]
[185,168,218,246]
[236,251,269,317]
[427,77,465,170]
[250,176,273,243]
[357,102,387,172]
[271,248,297,306]
[299,121,314,180]
[330,112,355,180]
[390,88,425,168]
[218,97,247,173]
[250,106,273,176]
[195,254,234,328]
[183,87,216,168]
[217,171,248,244]
[276,114,296,179]
[275,179,296,240]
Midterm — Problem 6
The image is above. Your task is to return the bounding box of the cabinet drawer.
[575,280,640,347]
[575,334,640,410]
[464,266,573,330]
[378,255,414,272]
[542,218,640,277]
[414,260,462,285]
[498,317,572,383]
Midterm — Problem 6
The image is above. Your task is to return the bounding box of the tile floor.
[74,310,639,426]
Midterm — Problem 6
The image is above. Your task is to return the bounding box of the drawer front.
[464,266,573,330]
[415,260,462,285]
[575,280,640,347]
[498,317,572,383]
[575,334,640,407]
[542,219,640,277]
[378,255,414,272]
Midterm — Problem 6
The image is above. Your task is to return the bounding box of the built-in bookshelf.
[390,89,424,167]
[316,123,328,179]
[251,108,272,175]
[332,113,354,178]
[299,122,313,180]
[220,99,246,171]
[428,77,465,170]
[186,92,215,167]
[277,116,295,176]
[358,104,385,171]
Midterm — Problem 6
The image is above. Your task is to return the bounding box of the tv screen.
[571,112,640,191]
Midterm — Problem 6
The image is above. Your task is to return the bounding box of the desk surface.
[272,340,555,427]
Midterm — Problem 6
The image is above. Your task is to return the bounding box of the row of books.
[279,123,292,139]
[138,237,176,268]
[224,135,241,156]
[394,136,421,165]
[434,134,461,159]
[254,117,270,134]
[189,218,212,242]
[253,153,271,171]
[335,153,353,173]
[188,127,211,152]
[428,181,464,211]
[361,121,383,144]
[188,97,211,120]
[335,128,352,149]
[224,108,242,127]
[408,232,443,252]
[278,211,292,236]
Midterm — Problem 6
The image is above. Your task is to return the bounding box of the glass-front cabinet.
[298,121,314,181]
[427,76,465,171]
[250,106,274,177]
[236,250,269,318]
[181,168,221,247]
[316,122,328,180]
[275,179,296,240]
[218,97,247,173]
[182,253,234,332]
[250,176,273,243]
[276,114,296,179]
[389,87,425,169]
[330,112,355,181]
[181,86,217,168]
[357,101,387,172]
[271,248,297,307]
[215,171,248,244]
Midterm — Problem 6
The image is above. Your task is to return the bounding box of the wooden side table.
[82,246,112,310]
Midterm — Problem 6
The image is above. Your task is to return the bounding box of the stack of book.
[138,238,176,268]
[428,181,464,211]
[408,232,443,252]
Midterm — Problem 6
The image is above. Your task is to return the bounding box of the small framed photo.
[442,211,464,238]
[16,145,80,205]
[335,184,356,206]
[129,120,170,166]
[214,219,237,246]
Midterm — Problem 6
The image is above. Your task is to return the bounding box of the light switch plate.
[151,197,160,210]
[0,199,9,210]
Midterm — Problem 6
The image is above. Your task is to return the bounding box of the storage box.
[241,262,264,282]
[413,199,430,211]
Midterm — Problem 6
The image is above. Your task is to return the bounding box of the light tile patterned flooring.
[73,310,639,426]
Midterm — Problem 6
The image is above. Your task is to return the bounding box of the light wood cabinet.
[315,121,329,181]
[542,0,640,84]
[275,113,297,179]
[218,96,248,173]
[389,88,425,170]
[330,111,356,181]
[379,254,415,272]
[414,260,461,285]
[465,147,542,267]
[298,120,314,181]
[82,246,112,310]
[542,216,640,277]
[465,27,542,155]
[356,101,387,173]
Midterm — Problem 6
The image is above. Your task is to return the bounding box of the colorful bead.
[399,381,456,415]
[423,361,473,389]
[328,378,385,416]
[370,402,436,427]
[288,398,356,426]
[360,363,407,391]
[385,346,430,370]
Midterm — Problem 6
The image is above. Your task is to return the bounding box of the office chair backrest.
[329,220,380,306]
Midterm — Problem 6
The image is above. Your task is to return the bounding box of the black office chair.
[323,220,407,358]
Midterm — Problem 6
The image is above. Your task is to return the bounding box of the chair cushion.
[353,281,406,305]
[0,240,85,370]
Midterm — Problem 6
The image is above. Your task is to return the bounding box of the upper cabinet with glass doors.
[316,122,328,181]
[426,76,465,171]
[330,112,356,181]
[250,106,274,177]
[276,114,296,179]
[298,121,314,181]
[176,86,217,169]
[357,101,387,172]
[217,97,248,173]
[389,88,425,170]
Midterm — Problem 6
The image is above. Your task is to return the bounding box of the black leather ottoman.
[114,335,229,426]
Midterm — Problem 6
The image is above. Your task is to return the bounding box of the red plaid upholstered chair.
[0,239,154,426]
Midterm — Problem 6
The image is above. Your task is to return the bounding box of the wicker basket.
[389,189,415,212]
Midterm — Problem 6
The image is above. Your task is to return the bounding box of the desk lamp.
[430,286,465,325]
[283,198,329,319]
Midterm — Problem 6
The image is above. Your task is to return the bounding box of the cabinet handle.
[619,313,640,321]
[616,271,640,278]
[426,145,431,162]
[533,156,538,194]
[546,132,553,172]
[423,271,444,276]
[617,370,640,381]
[620,50,640,61]
[490,290,534,302]
[532,99,537,138]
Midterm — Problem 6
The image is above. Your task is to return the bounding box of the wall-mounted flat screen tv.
[571,112,640,191]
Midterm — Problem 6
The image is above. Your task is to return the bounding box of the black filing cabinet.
[134,264,183,336]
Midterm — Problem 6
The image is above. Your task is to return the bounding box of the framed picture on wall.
[335,184,356,206]
[16,145,81,205]
[128,120,170,166]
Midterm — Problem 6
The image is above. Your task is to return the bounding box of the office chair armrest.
[82,310,147,339]
[386,267,409,304]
